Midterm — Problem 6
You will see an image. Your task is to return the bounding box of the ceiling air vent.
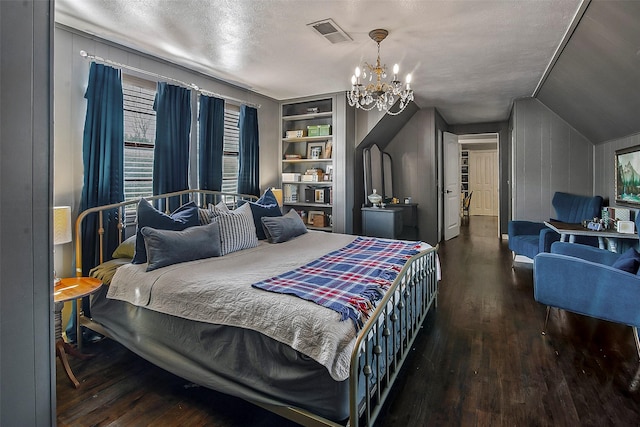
[307,19,352,44]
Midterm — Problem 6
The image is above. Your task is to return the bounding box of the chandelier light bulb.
[393,63,399,79]
[351,75,357,85]
[355,67,361,78]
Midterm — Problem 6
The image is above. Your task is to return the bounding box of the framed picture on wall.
[615,144,640,206]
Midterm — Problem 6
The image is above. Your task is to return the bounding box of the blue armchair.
[534,239,640,390]
[508,192,603,261]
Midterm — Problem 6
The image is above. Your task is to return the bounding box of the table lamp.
[53,206,72,284]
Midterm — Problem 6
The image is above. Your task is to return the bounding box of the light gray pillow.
[141,221,221,272]
[261,209,308,243]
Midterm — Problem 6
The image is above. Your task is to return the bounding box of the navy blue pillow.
[612,247,640,274]
[256,188,279,205]
[132,199,200,264]
[247,189,282,240]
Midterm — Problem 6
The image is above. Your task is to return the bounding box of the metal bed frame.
[75,189,439,427]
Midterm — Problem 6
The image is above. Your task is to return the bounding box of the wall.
[1,1,54,424]
[594,131,640,208]
[385,108,439,245]
[511,98,595,222]
[54,25,280,278]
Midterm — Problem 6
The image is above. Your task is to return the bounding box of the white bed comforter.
[108,231,359,381]
[108,231,439,381]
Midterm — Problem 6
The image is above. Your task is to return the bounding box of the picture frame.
[307,210,324,225]
[314,188,326,203]
[306,142,326,160]
[325,165,333,181]
[615,145,640,206]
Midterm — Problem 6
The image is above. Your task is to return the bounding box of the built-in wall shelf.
[282,111,333,122]
[280,97,335,232]
[282,135,333,143]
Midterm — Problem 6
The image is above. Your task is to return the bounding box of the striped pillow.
[208,200,231,218]
[217,203,258,255]
[198,208,213,225]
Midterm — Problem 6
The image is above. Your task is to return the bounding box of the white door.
[469,150,498,216]
[444,132,460,240]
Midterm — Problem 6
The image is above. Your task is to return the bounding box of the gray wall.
[511,98,595,222]
[594,131,640,208]
[54,25,280,278]
[385,108,439,245]
[1,1,55,424]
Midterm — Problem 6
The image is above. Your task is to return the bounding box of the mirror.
[363,144,393,203]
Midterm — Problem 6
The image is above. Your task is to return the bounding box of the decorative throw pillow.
[243,188,282,240]
[132,199,200,264]
[261,209,308,243]
[255,188,279,206]
[112,235,136,259]
[141,221,222,272]
[208,200,231,218]
[612,247,640,274]
[198,207,213,225]
[216,203,258,255]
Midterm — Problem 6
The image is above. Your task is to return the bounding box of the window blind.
[123,78,156,202]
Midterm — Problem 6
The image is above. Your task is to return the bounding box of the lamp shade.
[53,206,72,245]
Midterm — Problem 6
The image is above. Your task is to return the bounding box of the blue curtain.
[153,82,191,211]
[237,105,259,196]
[79,62,124,274]
[198,95,225,204]
[69,62,123,342]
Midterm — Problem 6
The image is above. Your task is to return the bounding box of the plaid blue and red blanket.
[252,237,420,330]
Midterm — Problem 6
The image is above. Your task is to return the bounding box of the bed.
[76,189,439,427]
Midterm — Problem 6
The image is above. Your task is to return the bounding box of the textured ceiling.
[55,0,582,125]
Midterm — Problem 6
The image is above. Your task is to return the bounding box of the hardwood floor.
[57,217,640,426]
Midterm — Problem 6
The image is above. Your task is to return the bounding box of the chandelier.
[347,29,414,116]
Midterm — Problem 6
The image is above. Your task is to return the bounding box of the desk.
[54,277,102,388]
[544,220,638,253]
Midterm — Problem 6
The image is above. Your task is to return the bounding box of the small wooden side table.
[54,277,102,388]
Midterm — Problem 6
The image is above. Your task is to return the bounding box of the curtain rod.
[79,50,261,109]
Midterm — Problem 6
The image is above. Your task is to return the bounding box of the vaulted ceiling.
[55,1,640,144]
[536,1,640,144]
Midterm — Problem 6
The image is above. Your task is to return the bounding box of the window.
[123,75,156,222]
[222,105,240,195]
[122,75,241,215]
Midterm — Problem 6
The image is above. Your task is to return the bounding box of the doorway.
[459,133,500,237]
